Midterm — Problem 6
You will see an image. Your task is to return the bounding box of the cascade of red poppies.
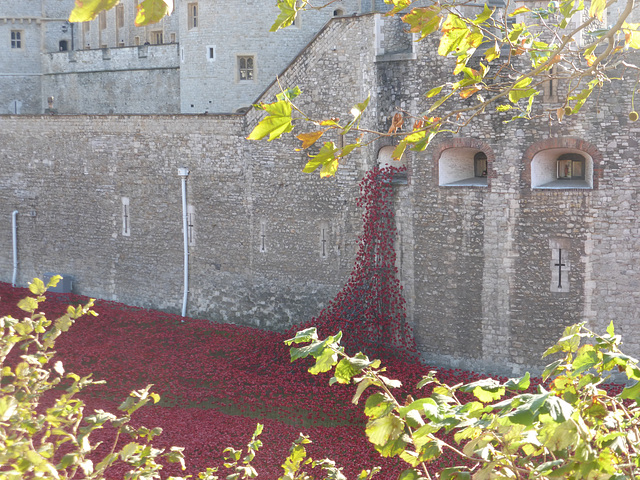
[296,165,417,357]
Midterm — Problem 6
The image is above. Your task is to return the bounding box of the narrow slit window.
[122,197,130,236]
[259,221,267,253]
[550,241,570,292]
[207,45,216,61]
[320,225,328,258]
[187,205,196,246]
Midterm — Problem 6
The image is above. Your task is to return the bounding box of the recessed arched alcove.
[438,147,488,187]
[530,148,593,189]
[377,145,408,185]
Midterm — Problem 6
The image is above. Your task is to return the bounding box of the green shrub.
[286,323,640,479]
[0,276,185,479]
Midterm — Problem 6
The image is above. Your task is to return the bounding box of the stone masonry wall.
[42,45,180,114]
[2,14,640,376]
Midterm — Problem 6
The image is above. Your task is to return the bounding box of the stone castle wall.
[42,45,181,114]
[2,14,640,376]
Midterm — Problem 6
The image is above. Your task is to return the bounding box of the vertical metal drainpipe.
[178,168,190,318]
[12,211,18,287]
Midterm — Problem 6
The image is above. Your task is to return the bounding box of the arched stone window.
[438,147,488,187]
[377,145,407,185]
[531,149,592,189]
[333,8,344,16]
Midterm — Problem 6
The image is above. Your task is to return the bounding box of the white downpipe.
[178,168,190,318]
[12,211,18,287]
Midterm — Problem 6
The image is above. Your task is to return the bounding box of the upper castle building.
[1,0,383,115]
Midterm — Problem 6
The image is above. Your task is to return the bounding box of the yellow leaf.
[68,0,119,22]
[296,131,325,149]
[459,86,480,99]
[588,0,606,21]
[135,0,172,27]
[510,6,531,16]
[623,22,640,49]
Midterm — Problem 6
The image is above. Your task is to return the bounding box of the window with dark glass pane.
[239,56,254,80]
[11,31,22,49]
[556,153,585,180]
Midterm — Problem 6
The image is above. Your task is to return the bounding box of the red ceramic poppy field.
[1,279,502,479]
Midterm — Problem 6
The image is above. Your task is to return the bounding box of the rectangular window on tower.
[188,2,198,29]
[11,31,22,49]
[151,31,163,44]
[116,4,125,29]
[99,11,107,30]
[238,55,254,81]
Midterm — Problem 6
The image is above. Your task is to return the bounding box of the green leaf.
[504,372,530,391]
[399,398,438,420]
[364,392,395,419]
[485,42,500,62]
[425,86,443,98]
[308,347,338,374]
[398,469,420,480]
[438,14,483,57]
[543,396,574,422]
[58,453,79,470]
[276,86,302,102]
[270,0,298,32]
[119,442,138,461]
[0,395,18,421]
[376,433,408,457]
[606,321,615,337]
[473,4,494,25]
[68,0,119,22]
[440,467,471,480]
[285,327,319,346]
[543,324,583,357]
[621,381,640,401]
[460,379,505,402]
[429,92,453,112]
[365,414,404,446]
[352,377,375,405]
[572,345,600,375]
[539,419,579,451]
[334,353,378,384]
[247,101,293,141]
[504,391,550,425]
[387,0,413,15]
[18,297,39,313]
[134,0,172,27]
[508,79,538,103]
